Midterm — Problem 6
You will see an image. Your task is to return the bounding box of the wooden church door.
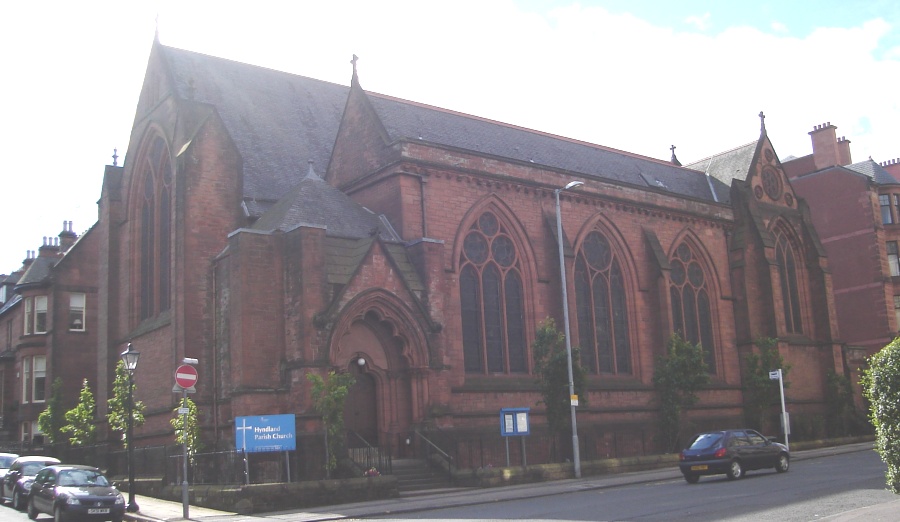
[344,370,378,447]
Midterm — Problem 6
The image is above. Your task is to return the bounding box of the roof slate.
[16,256,57,287]
[685,142,758,204]
[846,159,900,186]
[160,44,727,212]
[251,164,396,240]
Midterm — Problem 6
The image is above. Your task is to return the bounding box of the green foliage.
[743,337,790,431]
[171,397,203,461]
[107,361,145,444]
[61,379,96,446]
[532,318,587,437]
[653,334,710,453]
[308,371,355,477]
[37,378,66,444]
[861,338,900,493]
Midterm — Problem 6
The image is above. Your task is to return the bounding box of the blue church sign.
[235,414,297,453]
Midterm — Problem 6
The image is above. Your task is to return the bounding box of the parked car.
[678,428,790,483]
[28,465,124,522]
[1,456,61,509]
[0,453,19,480]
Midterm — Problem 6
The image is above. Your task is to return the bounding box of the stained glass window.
[574,231,631,374]
[669,242,716,373]
[138,135,172,320]
[460,211,526,373]
[776,232,803,333]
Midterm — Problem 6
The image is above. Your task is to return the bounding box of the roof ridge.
[366,91,687,168]
[685,140,758,167]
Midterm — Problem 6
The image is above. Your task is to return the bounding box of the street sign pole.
[174,360,198,519]
[769,369,789,451]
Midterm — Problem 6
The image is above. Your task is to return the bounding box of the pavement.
[123,442,900,522]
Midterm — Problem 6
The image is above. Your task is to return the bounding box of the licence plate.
[88,508,110,514]
[690,465,708,471]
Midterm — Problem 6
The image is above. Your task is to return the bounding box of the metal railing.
[413,430,453,483]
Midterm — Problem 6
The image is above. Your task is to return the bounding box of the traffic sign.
[175,364,198,388]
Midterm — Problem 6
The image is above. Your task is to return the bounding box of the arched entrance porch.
[331,297,430,458]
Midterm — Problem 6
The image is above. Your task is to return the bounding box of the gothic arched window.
[574,230,632,374]
[138,135,172,320]
[460,211,527,374]
[775,231,803,334]
[669,242,716,373]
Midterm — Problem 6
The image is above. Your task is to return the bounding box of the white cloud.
[685,12,712,31]
[0,0,897,272]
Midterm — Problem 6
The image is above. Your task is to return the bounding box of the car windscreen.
[688,433,723,450]
[0,456,15,468]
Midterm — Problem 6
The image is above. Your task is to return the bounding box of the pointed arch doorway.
[336,308,423,458]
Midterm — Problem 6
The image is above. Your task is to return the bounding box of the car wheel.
[683,473,700,484]
[26,498,38,520]
[13,489,23,510]
[775,453,790,473]
[726,459,743,480]
[54,504,65,522]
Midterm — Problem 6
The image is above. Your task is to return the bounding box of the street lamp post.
[121,343,141,513]
[555,180,584,479]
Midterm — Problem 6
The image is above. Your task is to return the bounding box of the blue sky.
[1,0,897,273]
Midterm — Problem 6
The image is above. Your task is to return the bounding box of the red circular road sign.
[175,364,198,388]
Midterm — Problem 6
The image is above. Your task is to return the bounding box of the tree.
[743,337,790,431]
[861,337,900,493]
[107,360,145,444]
[171,397,202,462]
[37,378,66,444]
[653,334,710,453]
[62,379,96,446]
[307,371,355,477]
[532,317,587,460]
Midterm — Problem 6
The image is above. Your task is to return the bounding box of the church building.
[9,38,850,465]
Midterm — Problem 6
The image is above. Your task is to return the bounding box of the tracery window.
[138,135,172,320]
[460,211,527,374]
[669,243,716,373]
[574,230,631,374]
[775,231,803,334]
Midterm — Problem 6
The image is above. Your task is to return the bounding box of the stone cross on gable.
[759,111,766,133]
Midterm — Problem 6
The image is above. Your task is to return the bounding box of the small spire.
[759,111,766,134]
[112,148,118,166]
[670,145,682,166]
[350,54,359,85]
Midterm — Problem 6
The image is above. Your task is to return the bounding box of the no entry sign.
[175,364,198,389]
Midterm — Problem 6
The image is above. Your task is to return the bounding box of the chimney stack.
[809,122,841,170]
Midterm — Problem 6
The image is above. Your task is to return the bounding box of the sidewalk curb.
[123,442,877,522]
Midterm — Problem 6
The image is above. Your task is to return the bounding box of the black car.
[1,456,60,509]
[27,465,124,522]
[678,428,790,483]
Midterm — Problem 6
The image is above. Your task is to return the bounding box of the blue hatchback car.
[678,429,790,483]
[27,465,124,522]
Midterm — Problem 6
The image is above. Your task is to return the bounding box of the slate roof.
[16,256,57,288]
[685,142,758,204]
[161,45,350,211]
[251,163,398,240]
[845,159,900,186]
[367,94,726,202]
[159,44,728,216]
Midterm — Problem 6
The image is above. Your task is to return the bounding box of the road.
[369,449,896,521]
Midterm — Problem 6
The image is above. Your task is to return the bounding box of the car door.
[30,468,54,514]
[746,429,777,467]
[4,462,23,499]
